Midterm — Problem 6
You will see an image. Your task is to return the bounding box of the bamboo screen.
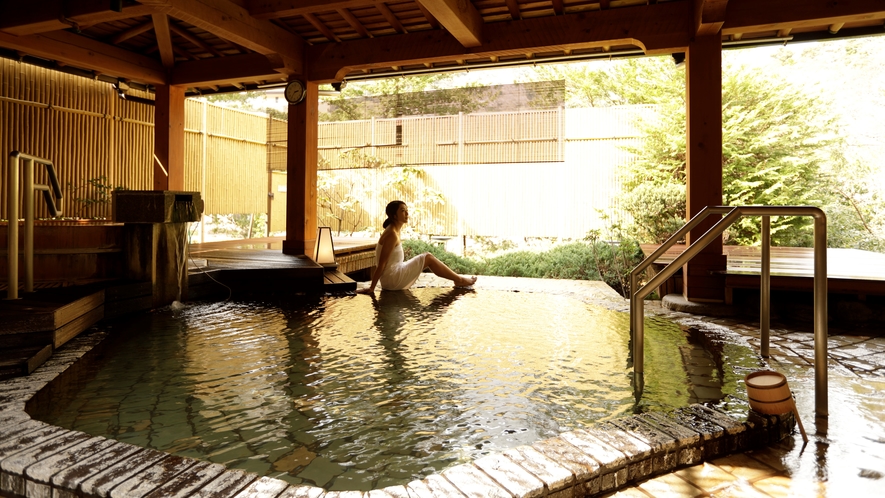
[184,100,267,215]
[316,109,564,169]
[0,59,154,220]
[1,59,270,220]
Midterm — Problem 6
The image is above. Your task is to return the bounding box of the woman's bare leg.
[424,253,477,287]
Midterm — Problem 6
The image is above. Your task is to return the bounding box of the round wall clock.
[284,80,306,104]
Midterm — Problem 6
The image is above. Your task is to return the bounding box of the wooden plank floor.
[641,245,885,294]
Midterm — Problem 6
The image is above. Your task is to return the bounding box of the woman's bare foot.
[455,276,477,287]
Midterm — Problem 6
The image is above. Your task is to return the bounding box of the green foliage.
[542,56,841,246]
[402,238,645,297]
[384,165,446,236]
[620,183,686,244]
[320,75,500,121]
[205,91,287,120]
[821,156,885,252]
[66,176,127,218]
[209,213,267,239]
[522,57,681,108]
[401,239,479,275]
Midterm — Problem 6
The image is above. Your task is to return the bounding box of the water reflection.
[34,289,734,491]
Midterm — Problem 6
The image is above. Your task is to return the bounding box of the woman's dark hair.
[383,200,405,229]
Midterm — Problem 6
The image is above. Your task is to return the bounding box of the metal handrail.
[7,151,63,299]
[629,206,828,417]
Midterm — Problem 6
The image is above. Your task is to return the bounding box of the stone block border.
[1,330,794,498]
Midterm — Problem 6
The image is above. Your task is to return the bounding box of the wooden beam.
[303,12,342,42]
[308,1,691,81]
[723,0,885,35]
[694,0,728,36]
[551,0,564,15]
[505,0,521,20]
[376,3,407,34]
[0,29,167,84]
[337,8,373,38]
[171,52,287,86]
[0,2,154,36]
[152,13,176,68]
[140,0,304,72]
[250,0,381,20]
[169,22,225,57]
[414,2,441,29]
[416,0,483,47]
[109,20,155,45]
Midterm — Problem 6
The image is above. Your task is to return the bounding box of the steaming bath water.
[34,288,737,491]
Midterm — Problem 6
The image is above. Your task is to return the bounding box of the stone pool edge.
[0,330,795,498]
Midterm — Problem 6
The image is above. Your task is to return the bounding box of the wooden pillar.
[153,84,185,191]
[282,81,319,256]
[684,33,726,302]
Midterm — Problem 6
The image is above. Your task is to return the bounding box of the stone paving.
[2,274,883,497]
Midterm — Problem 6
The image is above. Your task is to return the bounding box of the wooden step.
[323,269,357,292]
[0,284,108,379]
[0,344,53,381]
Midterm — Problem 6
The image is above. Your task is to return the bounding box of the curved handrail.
[629,206,828,417]
[7,151,64,299]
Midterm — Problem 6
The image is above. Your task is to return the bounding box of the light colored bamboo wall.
[1,59,269,220]
[185,100,267,215]
[317,109,564,169]
[0,59,154,220]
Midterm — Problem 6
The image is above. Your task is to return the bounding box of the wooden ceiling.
[0,0,883,96]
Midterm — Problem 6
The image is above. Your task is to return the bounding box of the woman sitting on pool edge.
[356,200,477,294]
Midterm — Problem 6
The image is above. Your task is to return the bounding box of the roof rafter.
[552,0,564,15]
[308,1,690,81]
[303,12,341,42]
[108,19,155,45]
[416,0,483,47]
[152,13,176,68]
[139,0,304,74]
[376,3,407,34]
[0,28,167,84]
[337,8,373,38]
[249,0,382,20]
[414,2,441,29]
[169,21,225,57]
[0,2,154,36]
[505,0,521,20]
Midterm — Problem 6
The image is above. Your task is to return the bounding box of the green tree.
[320,74,499,121]
[205,91,287,119]
[526,56,841,246]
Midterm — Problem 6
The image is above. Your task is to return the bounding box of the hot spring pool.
[32,287,736,491]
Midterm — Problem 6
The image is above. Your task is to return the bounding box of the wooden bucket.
[745,370,808,442]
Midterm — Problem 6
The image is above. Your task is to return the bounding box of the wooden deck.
[641,244,885,298]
